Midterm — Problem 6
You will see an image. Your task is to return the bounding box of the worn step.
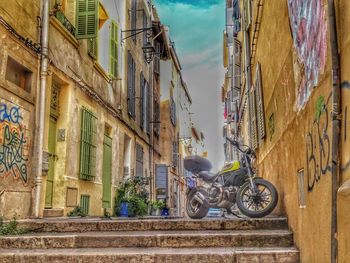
[0,247,300,263]
[0,230,293,249]
[18,217,289,233]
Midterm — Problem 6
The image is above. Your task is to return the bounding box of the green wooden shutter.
[76,0,98,39]
[80,195,90,215]
[79,108,97,181]
[88,37,97,59]
[146,81,151,133]
[110,21,118,78]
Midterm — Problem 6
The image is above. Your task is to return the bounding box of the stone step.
[0,247,300,263]
[0,230,293,249]
[18,217,289,233]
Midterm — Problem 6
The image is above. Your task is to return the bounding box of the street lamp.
[142,41,156,64]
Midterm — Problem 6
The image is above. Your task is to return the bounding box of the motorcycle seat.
[198,171,217,181]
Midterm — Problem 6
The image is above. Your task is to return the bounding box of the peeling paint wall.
[287,0,328,110]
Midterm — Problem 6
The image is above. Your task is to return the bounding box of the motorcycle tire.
[186,188,209,219]
[236,179,278,218]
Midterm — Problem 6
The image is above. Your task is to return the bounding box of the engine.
[207,184,238,207]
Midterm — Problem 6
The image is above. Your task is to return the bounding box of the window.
[156,164,168,199]
[110,21,118,78]
[140,72,145,129]
[172,141,178,167]
[145,81,151,133]
[255,63,266,141]
[88,37,98,59]
[5,56,33,93]
[135,143,144,178]
[131,0,137,42]
[80,195,90,215]
[127,52,136,118]
[153,98,160,136]
[76,0,98,39]
[79,108,97,181]
[143,10,148,45]
[170,97,176,126]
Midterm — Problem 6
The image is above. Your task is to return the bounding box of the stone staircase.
[0,217,299,262]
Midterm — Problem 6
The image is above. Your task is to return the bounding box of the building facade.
[223,0,350,262]
[0,0,180,219]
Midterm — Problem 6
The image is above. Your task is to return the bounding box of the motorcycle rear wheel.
[236,179,278,218]
[186,188,209,219]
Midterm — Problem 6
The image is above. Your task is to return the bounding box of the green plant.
[67,206,87,217]
[0,217,28,235]
[114,176,150,217]
[152,200,166,210]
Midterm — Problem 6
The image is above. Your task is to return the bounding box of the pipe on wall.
[34,0,50,218]
[328,0,341,262]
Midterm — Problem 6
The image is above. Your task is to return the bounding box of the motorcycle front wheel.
[186,188,209,219]
[236,179,278,218]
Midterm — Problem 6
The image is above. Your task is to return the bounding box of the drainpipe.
[34,0,50,218]
[328,0,341,262]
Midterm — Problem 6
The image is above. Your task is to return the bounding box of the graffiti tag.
[0,125,28,184]
[305,95,331,191]
[0,103,22,124]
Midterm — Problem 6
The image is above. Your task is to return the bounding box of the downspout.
[34,0,50,218]
[328,0,341,262]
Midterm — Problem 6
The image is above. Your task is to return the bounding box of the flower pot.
[161,208,169,216]
[120,202,129,217]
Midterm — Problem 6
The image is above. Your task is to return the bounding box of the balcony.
[54,10,76,36]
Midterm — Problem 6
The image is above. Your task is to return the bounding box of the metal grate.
[79,108,97,181]
[80,195,90,215]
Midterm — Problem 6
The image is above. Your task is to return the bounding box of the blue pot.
[120,202,129,217]
[161,208,169,216]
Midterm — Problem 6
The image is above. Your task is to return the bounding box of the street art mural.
[0,101,30,185]
[287,0,328,110]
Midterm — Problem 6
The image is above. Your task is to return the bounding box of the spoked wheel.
[236,179,278,218]
[186,188,209,219]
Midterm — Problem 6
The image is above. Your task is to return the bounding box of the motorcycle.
[184,137,278,219]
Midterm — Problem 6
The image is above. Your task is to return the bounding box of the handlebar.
[225,137,256,157]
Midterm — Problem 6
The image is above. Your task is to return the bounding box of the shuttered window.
[76,0,98,39]
[156,165,168,199]
[172,141,178,167]
[255,63,266,141]
[248,86,258,150]
[79,108,97,181]
[170,97,176,126]
[88,37,97,59]
[244,0,252,30]
[127,52,136,118]
[110,21,118,78]
[153,99,160,136]
[131,0,137,42]
[80,195,90,215]
[135,143,144,178]
[146,81,151,133]
[143,10,148,45]
[140,72,145,129]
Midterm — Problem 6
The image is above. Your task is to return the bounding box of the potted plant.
[151,200,165,216]
[115,176,150,217]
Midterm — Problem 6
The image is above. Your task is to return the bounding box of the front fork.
[246,156,259,194]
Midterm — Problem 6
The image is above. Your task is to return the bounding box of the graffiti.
[305,94,331,191]
[341,81,350,90]
[0,125,29,184]
[0,103,22,124]
[287,0,328,110]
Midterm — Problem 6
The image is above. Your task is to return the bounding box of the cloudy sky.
[154,0,226,170]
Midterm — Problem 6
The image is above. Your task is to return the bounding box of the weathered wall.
[239,0,341,262]
[0,0,39,218]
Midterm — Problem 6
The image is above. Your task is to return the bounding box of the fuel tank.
[218,161,248,187]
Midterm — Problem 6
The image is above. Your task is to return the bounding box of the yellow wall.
[238,0,350,262]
